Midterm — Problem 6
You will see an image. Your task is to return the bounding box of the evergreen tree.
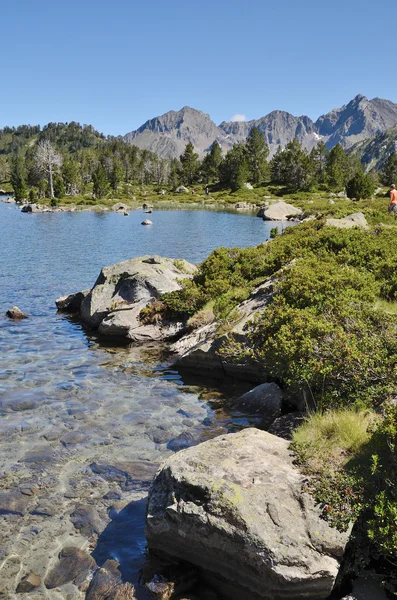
[219,143,249,191]
[179,142,199,185]
[92,165,109,199]
[202,141,223,182]
[10,152,27,201]
[62,158,82,195]
[270,146,284,184]
[110,158,124,192]
[380,152,397,186]
[326,144,360,190]
[271,139,314,190]
[346,170,375,199]
[245,127,269,184]
[0,156,10,182]
[54,177,65,198]
[310,141,328,184]
[169,158,180,189]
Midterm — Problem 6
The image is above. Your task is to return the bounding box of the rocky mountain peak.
[124,95,397,159]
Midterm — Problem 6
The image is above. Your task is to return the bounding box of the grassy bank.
[292,406,397,594]
[4,181,395,224]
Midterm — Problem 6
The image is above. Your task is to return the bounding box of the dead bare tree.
[35,140,63,199]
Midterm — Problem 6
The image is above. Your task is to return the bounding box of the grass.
[292,409,376,473]
[375,299,397,315]
[4,179,397,227]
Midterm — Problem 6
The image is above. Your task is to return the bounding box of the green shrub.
[162,279,207,319]
[276,257,379,310]
[221,298,397,409]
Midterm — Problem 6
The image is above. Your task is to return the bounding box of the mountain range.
[123,94,397,162]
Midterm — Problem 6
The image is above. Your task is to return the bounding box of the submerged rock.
[146,428,349,600]
[6,306,28,319]
[86,559,136,599]
[16,572,41,593]
[44,546,96,589]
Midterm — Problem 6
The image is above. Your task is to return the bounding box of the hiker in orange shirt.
[389,184,397,215]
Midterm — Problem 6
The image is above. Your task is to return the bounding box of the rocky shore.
[51,249,387,600]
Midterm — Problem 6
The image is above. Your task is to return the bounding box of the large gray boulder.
[262,201,302,221]
[326,212,368,229]
[146,428,349,600]
[80,256,196,330]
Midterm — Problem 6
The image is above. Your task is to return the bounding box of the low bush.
[222,298,397,410]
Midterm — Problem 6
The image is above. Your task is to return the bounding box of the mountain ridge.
[124,94,397,160]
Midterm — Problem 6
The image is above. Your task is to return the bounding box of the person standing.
[389,184,397,215]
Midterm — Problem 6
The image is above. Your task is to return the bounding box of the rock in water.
[44,546,96,589]
[146,428,349,600]
[86,559,136,599]
[231,382,283,426]
[55,289,90,312]
[79,255,196,330]
[16,573,41,593]
[262,201,302,221]
[6,306,28,319]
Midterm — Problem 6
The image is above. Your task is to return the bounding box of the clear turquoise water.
[0,202,290,594]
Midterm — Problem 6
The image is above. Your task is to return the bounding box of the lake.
[0,202,290,597]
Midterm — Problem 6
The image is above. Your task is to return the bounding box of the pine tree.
[92,165,109,199]
[310,141,328,184]
[270,146,284,183]
[380,152,397,186]
[110,159,124,192]
[179,142,199,185]
[10,152,27,201]
[325,144,360,190]
[202,141,223,182]
[62,158,82,195]
[245,127,269,184]
[219,143,249,191]
[270,139,314,190]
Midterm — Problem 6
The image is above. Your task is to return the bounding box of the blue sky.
[2,0,396,135]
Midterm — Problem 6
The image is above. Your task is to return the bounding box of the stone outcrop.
[171,279,274,380]
[262,201,303,221]
[146,428,349,600]
[57,256,196,342]
[56,289,90,312]
[326,212,368,229]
